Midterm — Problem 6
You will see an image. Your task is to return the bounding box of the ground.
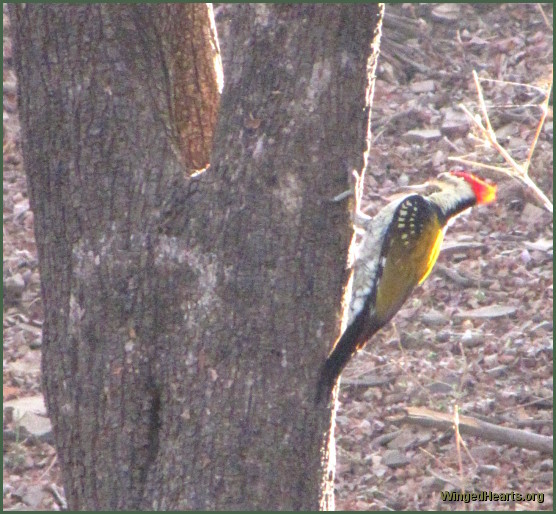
[3,4,553,511]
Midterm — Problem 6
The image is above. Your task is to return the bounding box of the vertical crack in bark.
[147,386,162,465]
[129,6,177,158]
[136,385,161,509]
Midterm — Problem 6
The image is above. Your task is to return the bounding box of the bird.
[316,170,497,404]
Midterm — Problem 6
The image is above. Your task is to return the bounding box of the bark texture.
[11,3,382,510]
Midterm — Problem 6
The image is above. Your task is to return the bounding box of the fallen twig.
[536,3,552,32]
[402,406,553,454]
[45,483,68,511]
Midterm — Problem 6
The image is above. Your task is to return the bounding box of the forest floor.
[3,4,553,511]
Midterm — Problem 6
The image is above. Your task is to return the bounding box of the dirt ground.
[3,4,553,511]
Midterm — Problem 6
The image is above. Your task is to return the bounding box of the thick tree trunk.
[11,3,382,510]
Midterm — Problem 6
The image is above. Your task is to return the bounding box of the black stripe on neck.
[437,196,477,225]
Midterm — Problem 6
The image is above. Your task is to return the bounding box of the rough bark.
[11,3,383,510]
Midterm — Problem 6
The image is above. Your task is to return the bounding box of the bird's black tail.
[315,310,372,405]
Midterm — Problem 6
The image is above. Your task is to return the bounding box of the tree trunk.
[10,3,383,510]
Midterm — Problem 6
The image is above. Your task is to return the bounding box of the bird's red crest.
[449,171,497,205]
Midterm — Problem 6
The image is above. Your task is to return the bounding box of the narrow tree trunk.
[11,4,382,510]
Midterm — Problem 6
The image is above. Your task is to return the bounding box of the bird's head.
[427,170,497,220]
[441,171,497,204]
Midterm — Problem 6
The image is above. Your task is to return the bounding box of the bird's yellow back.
[374,195,443,323]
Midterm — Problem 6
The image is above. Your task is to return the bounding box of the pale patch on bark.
[306,59,332,111]
[253,4,272,28]
[156,236,221,316]
[274,173,303,216]
[252,135,265,161]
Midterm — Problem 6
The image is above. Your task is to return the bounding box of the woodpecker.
[316,171,496,403]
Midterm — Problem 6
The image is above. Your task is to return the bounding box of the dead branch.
[449,70,553,214]
[402,406,553,455]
